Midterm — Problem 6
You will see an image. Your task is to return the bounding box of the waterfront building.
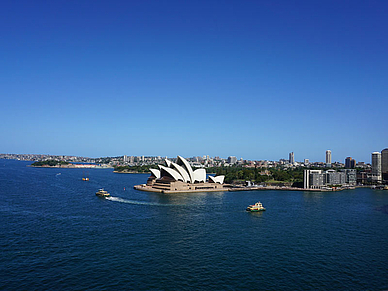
[345,157,356,168]
[341,169,357,185]
[357,171,369,185]
[382,148,388,180]
[372,152,382,182]
[304,169,356,189]
[289,152,294,164]
[326,150,331,167]
[136,156,226,193]
[304,169,324,189]
[325,170,346,185]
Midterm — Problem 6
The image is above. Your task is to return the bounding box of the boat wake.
[106,196,180,207]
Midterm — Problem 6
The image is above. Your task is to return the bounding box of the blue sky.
[1,0,387,163]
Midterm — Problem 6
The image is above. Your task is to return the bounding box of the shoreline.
[133,184,357,194]
[113,171,148,174]
[29,165,113,169]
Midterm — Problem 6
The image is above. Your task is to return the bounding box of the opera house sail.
[134,156,226,193]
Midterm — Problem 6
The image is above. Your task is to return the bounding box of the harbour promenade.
[134,184,338,193]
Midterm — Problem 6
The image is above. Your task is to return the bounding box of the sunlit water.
[0,160,387,290]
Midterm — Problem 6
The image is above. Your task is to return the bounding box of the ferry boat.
[95,189,110,197]
[246,202,266,212]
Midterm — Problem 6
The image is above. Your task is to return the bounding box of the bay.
[0,159,387,290]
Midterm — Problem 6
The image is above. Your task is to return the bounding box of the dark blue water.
[0,159,387,290]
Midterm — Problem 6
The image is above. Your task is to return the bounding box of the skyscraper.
[289,152,294,164]
[345,157,356,168]
[326,150,331,166]
[382,148,388,179]
[372,152,382,182]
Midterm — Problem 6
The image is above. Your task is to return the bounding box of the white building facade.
[326,150,331,166]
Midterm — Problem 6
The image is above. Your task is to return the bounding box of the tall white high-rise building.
[289,152,294,164]
[372,152,382,182]
[326,150,331,166]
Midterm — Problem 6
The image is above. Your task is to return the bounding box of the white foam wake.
[105,196,179,206]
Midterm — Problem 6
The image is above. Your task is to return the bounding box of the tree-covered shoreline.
[208,166,305,186]
[31,160,70,167]
[114,165,306,186]
[113,165,155,173]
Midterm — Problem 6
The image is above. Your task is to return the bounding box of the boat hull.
[246,208,266,212]
[95,189,110,197]
[246,202,266,212]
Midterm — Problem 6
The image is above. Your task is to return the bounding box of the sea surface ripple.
[0,159,387,290]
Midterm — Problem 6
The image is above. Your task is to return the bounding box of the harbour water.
[1,159,387,290]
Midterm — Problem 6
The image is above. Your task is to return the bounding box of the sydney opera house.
[134,156,227,193]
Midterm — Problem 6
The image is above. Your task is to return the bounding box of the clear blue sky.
[1,0,387,163]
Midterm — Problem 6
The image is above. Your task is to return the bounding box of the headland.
[30,160,112,169]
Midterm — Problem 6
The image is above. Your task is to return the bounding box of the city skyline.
[1,1,387,162]
[3,148,388,165]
